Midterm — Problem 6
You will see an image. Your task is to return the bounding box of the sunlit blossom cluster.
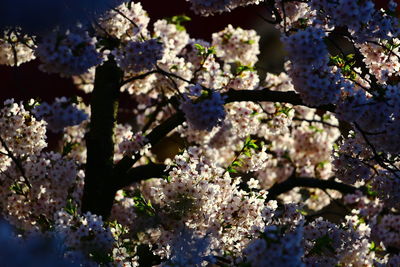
[0,30,35,66]
[0,99,47,159]
[2,0,400,266]
[96,1,149,40]
[212,24,260,66]
[186,0,264,16]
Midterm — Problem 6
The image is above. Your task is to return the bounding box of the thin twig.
[0,136,31,188]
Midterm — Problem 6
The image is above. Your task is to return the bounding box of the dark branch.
[266,177,365,200]
[116,164,168,189]
[354,122,400,177]
[224,88,336,112]
[120,70,158,86]
[113,112,185,179]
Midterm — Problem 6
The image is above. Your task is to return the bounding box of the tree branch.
[224,88,335,112]
[113,89,336,191]
[115,164,168,189]
[113,112,185,181]
[266,177,365,200]
[120,70,158,86]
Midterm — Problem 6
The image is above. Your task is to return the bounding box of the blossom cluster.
[32,97,88,133]
[180,91,226,131]
[0,99,47,159]
[54,211,115,265]
[186,0,264,16]
[282,27,343,105]
[303,216,373,266]
[113,39,164,73]
[243,224,304,267]
[96,1,149,40]
[35,27,102,76]
[211,24,260,66]
[0,151,80,231]
[0,30,35,66]
[2,0,400,266]
[124,147,278,260]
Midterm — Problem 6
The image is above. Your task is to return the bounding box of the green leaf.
[243,39,255,45]
[366,184,377,197]
[250,111,259,116]
[296,208,308,216]
[329,54,357,80]
[166,15,191,31]
[317,160,329,169]
[246,139,259,149]
[175,25,185,31]
[333,143,339,151]
[276,106,293,117]
[369,241,376,251]
[223,32,233,41]
[234,64,255,75]
[282,151,292,161]
[346,53,355,60]
[308,125,324,133]
[298,18,309,28]
[24,98,41,111]
[65,198,78,216]
[244,150,252,157]
[244,136,252,144]
[322,114,331,121]
[232,161,242,167]
[194,43,204,51]
[207,46,216,55]
[227,166,238,173]
[368,241,383,252]
[133,190,155,216]
[194,44,216,57]
[169,15,191,24]
[329,55,344,66]
[169,65,179,71]
[9,183,27,195]
[162,175,172,183]
[62,142,79,156]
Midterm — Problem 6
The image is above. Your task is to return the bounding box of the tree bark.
[81,59,122,219]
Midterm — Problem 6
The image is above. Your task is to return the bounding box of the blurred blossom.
[0,0,124,34]
[0,220,76,266]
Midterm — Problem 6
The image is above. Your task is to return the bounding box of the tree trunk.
[81,59,122,219]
